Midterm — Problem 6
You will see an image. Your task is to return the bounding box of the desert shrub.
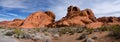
[0,26,3,29]
[5,31,15,36]
[34,28,40,32]
[59,27,75,35]
[59,27,70,34]
[48,28,59,34]
[108,25,120,39]
[76,27,85,33]
[109,25,120,31]
[13,29,24,36]
[58,26,85,35]
[40,28,48,32]
[87,28,94,34]
[97,26,108,31]
[13,29,32,39]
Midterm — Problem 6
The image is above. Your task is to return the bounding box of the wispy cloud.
[0,17,20,21]
[0,0,26,8]
[0,14,10,17]
[92,0,120,17]
[7,13,19,17]
[0,13,24,21]
[6,13,24,19]
[0,18,8,21]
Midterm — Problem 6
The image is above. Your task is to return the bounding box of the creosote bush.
[13,29,24,35]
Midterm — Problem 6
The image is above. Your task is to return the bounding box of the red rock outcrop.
[97,17,120,26]
[20,11,55,28]
[13,18,23,21]
[97,17,120,23]
[0,21,11,27]
[1,6,120,28]
[48,6,100,28]
[7,19,24,28]
[86,22,103,28]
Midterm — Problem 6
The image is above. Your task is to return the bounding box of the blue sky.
[0,0,120,21]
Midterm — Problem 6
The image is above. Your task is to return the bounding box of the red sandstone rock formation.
[86,22,103,28]
[48,6,100,28]
[1,6,120,28]
[0,21,11,27]
[7,19,24,28]
[97,17,120,23]
[13,18,23,21]
[97,17,120,26]
[20,11,55,28]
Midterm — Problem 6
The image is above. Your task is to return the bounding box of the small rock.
[77,34,87,40]
[5,31,15,36]
[85,38,94,42]
[52,33,59,39]
[92,34,97,39]
[21,33,31,39]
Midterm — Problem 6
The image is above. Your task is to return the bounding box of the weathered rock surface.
[20,11,55,28]
[97,17,120,26]
[97,17,120,23]
[7,19,24,28]
[48,6,98,28]
[0,21,11,27]
[13,18,23,21]
[86,22,103,28]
